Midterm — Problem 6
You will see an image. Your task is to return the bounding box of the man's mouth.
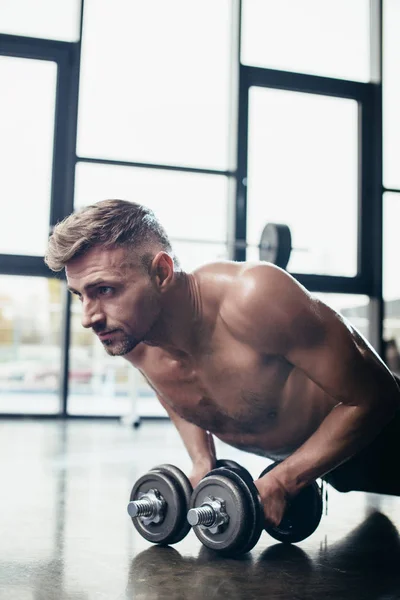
[97,330,117,341]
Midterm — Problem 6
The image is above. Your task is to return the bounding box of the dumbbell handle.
[187,505,215,527]
[187,496,229,533]
[127,489,166,524]
[127,498,154,519]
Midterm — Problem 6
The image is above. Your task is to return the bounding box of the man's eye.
[98,286,113,296]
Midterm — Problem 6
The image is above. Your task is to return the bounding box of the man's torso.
[127,262,337,460]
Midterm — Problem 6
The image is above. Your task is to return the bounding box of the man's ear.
[150,252,174,289]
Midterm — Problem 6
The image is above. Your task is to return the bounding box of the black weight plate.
[190,471,250,555]
[259,223,292,270]
[129,471,184,545]
[150,464,193,544]
[215,460,254,489]
[258,463,322,543]
[212,467,264,556]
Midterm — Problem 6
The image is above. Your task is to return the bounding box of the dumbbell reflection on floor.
[188,462,323,557]
[127,460,248,546]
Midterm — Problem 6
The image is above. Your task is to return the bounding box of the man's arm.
[226,264,400,524]
[156,394,216,487]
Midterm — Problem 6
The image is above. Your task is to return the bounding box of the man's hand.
[188,431,216,488]
[253,471,289,527]
[188,458,215,488]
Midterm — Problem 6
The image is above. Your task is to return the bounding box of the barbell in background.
[171,223,307,270]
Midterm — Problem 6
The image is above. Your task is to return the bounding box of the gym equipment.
[171,222,296,269]
[127,464,192,545]
[215,459,254,488]
[188,461,323,555]
[258,462,323,544]
[188,466,264,556]
[259,223,292,269]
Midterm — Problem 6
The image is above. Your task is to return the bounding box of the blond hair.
[45,199,178,272]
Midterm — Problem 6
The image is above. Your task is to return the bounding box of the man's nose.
[81,300,105,329]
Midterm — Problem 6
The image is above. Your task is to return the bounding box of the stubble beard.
[102,332,142,356]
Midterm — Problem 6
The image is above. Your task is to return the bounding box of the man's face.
[66,246,161,356]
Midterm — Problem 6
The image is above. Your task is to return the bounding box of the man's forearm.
[157,395,215,466]
[273,399,398,497]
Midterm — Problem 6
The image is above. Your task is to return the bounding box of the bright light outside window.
[74,161,229,253]
[0,56,57,256]
[383,0,400,189]
[77,0,233,169]
[0,276,63,415]
[246,87,358,277]
[241,0,370,82]
[0,0,81,41]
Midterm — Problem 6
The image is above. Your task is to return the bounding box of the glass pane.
[241,0,370,82]
[0,57,57,256]
[0,276,63,414]
[77,0,232,169]
[383,193,400,375]
[172,241,228,273]
[246,87,358,277]
[0,0,81,41]
[383,0,400,189]
[314,293,370,342]
[74,162,229,243]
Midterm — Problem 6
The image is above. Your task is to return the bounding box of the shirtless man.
[45,199,400,527]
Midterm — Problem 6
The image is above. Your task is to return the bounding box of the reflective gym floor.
[1,419,400,600]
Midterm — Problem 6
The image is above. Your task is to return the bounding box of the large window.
[241,0,370,81]
[0,0,81,41]
[246,87,359,276]
[77,0,233,170]
[0,56,57,256]
[0,2,386,417]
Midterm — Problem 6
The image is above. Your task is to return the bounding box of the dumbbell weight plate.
[191,467,263,556]
[213,467,264,556]
[259,223,292,269]
[215,459,254,488]
[129,470,185,545]
[258,463,322,543]
[150,464,192,544]
[190,471,249,555]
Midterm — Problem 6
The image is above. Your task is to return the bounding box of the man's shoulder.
[193,260,280,311]
[221,261,291,306]
[218,262,310,348]
[193,259,283,286]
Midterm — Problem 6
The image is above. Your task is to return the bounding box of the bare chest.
[139,343,293,437]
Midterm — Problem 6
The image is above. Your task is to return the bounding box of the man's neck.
[144,272,204,356]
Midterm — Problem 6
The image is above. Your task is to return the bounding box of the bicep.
[229,265,392,408]
[285,301,394,408]
[286,305,369,403]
